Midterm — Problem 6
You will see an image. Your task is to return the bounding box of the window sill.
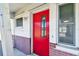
[55,44,79,55]
[57,43,76,49]
[15,27,24,30]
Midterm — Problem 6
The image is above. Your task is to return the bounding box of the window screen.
[58,4,75,46]
[16,18,23,27]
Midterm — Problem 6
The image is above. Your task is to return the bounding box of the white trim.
[49,3,58,43]
[30,11,33,53]
[30,4,49,14]
[57,3,68,6]
[75,3,79,48]
[56,4,59,44]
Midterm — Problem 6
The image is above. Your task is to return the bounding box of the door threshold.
[27,53,38,56]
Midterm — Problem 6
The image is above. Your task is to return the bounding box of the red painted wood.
[33,9,49,56]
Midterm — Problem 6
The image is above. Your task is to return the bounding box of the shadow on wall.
[12,35,31,55]
[0,41,3,56]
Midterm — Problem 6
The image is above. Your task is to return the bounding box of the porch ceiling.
[9,3,43,13]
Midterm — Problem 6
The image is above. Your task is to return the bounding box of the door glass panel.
[42,16,46,37]
[58,4,75,46]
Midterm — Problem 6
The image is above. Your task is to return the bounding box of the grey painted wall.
[12,35,31,55]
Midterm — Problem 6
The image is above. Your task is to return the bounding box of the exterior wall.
[30,3,77,55]
[11,4,45,55]
[11,4,50,55]
[10,3,79,56]
[11,11,31,55]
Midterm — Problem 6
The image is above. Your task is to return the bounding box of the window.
[42,16,46,37]
[58,4,75,46]
[16,18,23,27]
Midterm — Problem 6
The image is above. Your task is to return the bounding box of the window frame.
[16,17,23,27]
[57,3,76,47]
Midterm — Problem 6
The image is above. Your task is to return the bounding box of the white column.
[49,3,58,44]
[0,3,14,56]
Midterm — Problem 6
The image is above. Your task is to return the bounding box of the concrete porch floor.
[0,48,27,56]
[0,48,37,56]
[0,41,36,56]
[14,48,26,56]
[14,48,37,56]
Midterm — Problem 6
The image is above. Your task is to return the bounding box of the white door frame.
[30,3,49,53]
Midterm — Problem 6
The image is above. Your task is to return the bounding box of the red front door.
[33,9,49,56]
